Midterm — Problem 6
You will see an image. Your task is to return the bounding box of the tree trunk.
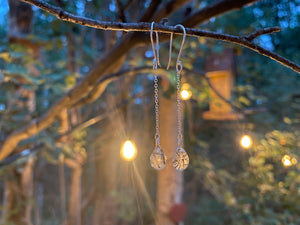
[92,142,118,225]
[69,167,82,225]
[92,94,120,225]
[156,96,183,225]
[57,109,69,224]
[65,159,82,225]
[2,3,36,224]
[59,155,67,224]
[1,157,34,225]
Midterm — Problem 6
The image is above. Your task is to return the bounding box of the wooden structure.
[203,49,243,120]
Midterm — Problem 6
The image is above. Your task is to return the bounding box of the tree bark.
[156,96,183,225]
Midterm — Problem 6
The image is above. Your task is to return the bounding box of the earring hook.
[150,22,161,69]
[166,32,173,70]
[175,24,186,73]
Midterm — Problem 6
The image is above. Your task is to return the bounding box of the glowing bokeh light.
[240,135,252,149]
[282,155,297,167]
[282,155,292,167]
[121,140,137,161]
[180,83,192,100]
[180,90,192,100]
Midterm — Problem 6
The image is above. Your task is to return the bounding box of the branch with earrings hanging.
[19,0,300,74]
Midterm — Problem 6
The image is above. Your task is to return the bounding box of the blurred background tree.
[0,0,299,225]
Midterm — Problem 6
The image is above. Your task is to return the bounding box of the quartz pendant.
[150,147,167,170]
[172,148,189,171]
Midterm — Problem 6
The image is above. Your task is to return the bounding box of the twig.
[245,27,281,41]
[0,143,44,168]
[67,92,146,135]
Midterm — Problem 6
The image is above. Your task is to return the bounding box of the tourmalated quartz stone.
[172,148,189,171]
[150,147,167,170]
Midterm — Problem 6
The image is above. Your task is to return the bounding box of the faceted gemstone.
[172,148,189,171]
[150,147,167,170]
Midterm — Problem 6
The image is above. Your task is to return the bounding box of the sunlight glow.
[240,135,252,149]
[121,140,137,161]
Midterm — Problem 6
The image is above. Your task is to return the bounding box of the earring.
[149,22,167,170]
[172,24,189,171]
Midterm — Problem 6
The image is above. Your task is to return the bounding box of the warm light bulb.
[180,83,192,100]
[240,135,252,149]
[121,140,137,161]
[282,155,292,167]
[180,90,192,100]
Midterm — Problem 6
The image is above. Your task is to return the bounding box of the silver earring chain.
[176,62,183,148]
[153,59,161,148]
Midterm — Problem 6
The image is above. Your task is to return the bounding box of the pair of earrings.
[149,22,189,171]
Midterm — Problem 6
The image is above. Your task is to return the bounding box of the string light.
[121,140,137,161]
[180,83,192,100]
[282,155,297,167]
[240,135,252,149]
[282,155,292,167]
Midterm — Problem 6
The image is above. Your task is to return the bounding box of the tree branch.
[138,0,162,22]
[0,33,137,161]
[72,26,297,108]
[73,66,243,113]
[183,0,258,27]
[0,92,146,167]
[0,64,265,167]
[20,0,250,34]
[20,0,300,73]
[114,0,126,22]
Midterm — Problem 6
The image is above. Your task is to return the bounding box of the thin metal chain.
[153,59,161,148]
[176,61,183,148]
